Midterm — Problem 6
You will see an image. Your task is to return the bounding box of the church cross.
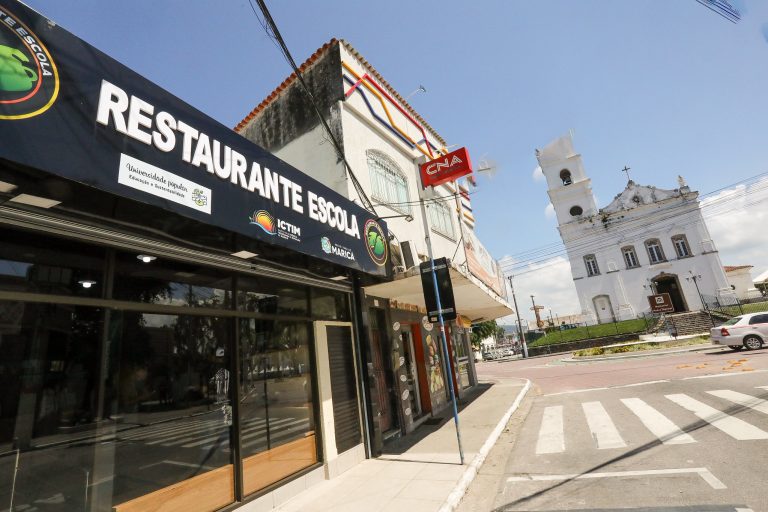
[621,166,631,182]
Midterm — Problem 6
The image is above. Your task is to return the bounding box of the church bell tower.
[536,133,598,229]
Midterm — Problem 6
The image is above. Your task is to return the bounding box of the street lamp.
[507,275,528,358]
[686,271,714,327]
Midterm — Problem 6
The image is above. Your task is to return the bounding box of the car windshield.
[722,316,743,326]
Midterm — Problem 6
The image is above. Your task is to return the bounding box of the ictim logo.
[248,210,276,235]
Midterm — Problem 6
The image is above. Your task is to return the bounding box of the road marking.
[621,397,695,444]
[536,405,565,454]
[666,394,768,440]
[544,379,670,396]
[581,401,626,449]
[756,386,768,390]
[735,508,754,512]
[506,467,726,489]
[707,390,768,415]
[682,369,768,380]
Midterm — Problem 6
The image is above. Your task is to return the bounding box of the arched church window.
[671,234,692,258]
[622,246,640,269]
[645,239,666,264]
[560,169,572,185]
[569,205,583,217]
[584,254,600,277]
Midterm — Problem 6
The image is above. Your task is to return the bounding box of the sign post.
[417,150,474,465]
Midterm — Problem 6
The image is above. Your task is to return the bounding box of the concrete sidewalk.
[270,378,530,512]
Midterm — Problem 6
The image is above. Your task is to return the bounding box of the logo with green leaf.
[0,8,59,120]
[364,220,388,267]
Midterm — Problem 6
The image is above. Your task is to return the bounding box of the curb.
[562,344,722,363]
[438,378,532,512]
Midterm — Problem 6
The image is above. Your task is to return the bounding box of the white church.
[537,134,735,325]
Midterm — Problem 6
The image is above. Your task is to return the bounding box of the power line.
[500,175,768,275]
[249,0,377,215]
[500,173,768,266]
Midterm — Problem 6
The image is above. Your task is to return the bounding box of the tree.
[471,320,498,351]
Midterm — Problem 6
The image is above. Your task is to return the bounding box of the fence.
[701,294,768,319]
[526,315,656,348]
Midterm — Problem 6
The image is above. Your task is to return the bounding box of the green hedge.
[528,318,648,347]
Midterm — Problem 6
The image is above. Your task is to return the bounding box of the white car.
[710,312,768,350]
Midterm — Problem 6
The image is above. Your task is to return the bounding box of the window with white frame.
[366,150,410,214]
[672,234,692,258]
[584,254,600,276]
[645,239,666,264]
[428,200,455,239]
[622,246,640,268]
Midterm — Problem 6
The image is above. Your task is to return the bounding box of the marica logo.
[364,219,387,267]
[0,8,59,120]
[248,209,276,235]
[321,237,332,254]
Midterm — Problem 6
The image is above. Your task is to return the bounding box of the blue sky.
[21,0,768,318]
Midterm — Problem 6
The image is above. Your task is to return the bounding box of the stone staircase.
[664,311,718,336]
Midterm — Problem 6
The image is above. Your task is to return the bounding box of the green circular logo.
[0,8,59,120]
[364,220,387,267]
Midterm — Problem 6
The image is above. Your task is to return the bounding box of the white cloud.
[544,203,556,219]
[532,165,544,182]
[498,256,581,326]
[701,177,768,278]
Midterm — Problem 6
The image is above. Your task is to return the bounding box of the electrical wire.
[248,0,377,215]
[500,175,768,275]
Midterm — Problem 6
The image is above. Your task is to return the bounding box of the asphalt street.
[461,347,768,512]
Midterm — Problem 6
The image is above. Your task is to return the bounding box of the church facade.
[537,134,734,324]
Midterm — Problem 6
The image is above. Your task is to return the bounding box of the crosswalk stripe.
[240,422,312,450]
[621,398,695,444]
[707,390,768,415]
[756,386,768,391]
[582,401,626,449]
[536,406,565,454]
[144,421,226,445]
[174,417,297,448]
[666,394,768,440]
[120,420,218,441]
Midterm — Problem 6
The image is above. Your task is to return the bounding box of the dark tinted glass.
[113,252,231,308]
[237,275,308,316]
[108,311,233,507]
[311,288,350,321]
[0,227,105,297]
[239,319,316,495]
[0,302,104,510]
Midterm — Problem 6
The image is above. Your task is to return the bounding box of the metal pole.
[691,274,715,327]
[419,190,464,465]
[507,276,528,358]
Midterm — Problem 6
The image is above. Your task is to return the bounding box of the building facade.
[0,7,511,512]
[537,134,733,324]
[236,39,512,452]
[0,4,386,511]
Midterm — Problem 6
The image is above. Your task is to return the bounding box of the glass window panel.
[311,288,350,321]
[112,252,231,308]
[237,275,308,316]
[0,227,105,297]
[108,311,233,508]
[239,319,316,495]
[0,302,104,511]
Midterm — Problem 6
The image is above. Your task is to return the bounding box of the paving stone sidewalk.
[272,378,528,512]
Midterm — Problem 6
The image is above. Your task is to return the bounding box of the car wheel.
[743,335,763,351]
[728,345,743,351]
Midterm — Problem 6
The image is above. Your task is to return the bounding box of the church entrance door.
[592,295,615,324]
[653,274,688,313]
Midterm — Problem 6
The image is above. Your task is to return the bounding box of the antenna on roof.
[405,85,427,101]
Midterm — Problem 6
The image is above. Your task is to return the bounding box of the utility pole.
[418,179,464,465]
[507,275,528,358]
